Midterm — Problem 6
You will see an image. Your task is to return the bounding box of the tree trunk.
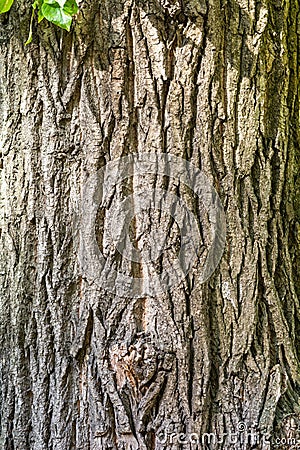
[0,0,299,449]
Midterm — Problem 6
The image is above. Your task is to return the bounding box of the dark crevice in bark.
[75,308,93,366]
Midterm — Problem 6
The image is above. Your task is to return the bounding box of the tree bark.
[0,0,299,449]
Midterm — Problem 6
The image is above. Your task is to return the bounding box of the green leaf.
[25,0,78,45]
[63,0,78,16]
[37,8,44,22]
[41,2,72,31]
[25,0,37,45]
[0,0,14,14]
[55,0,66,8]
[25,32,33,45]
[35,0,44,21]
[41,0,78,31]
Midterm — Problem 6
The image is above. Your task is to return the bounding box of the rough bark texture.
[0,0,299,449]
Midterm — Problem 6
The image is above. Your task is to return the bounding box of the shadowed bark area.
[0,0,299,449]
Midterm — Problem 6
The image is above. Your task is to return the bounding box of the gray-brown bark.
[0,0,299,449]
